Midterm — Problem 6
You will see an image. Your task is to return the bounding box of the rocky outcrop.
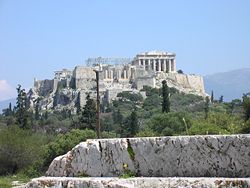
[155,72,206,97]
[29,64,207,114]
[34,79,55,97]
[46,135,250,178]
[25,177,250,188]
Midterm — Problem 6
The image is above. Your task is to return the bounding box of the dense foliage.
[0,83,249,179]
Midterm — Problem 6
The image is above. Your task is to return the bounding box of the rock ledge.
[46,135,250,177]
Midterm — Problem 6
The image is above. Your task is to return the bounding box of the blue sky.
[0,0,250,101]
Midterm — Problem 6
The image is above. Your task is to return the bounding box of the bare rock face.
[155,72,206,97]
[25,177,250,188]
[46,135,250,178]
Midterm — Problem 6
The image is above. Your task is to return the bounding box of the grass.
[0,174,30,188]
[119,170,136,179]
[127,139,135,161]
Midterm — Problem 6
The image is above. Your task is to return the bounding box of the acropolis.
[30,51,205,112]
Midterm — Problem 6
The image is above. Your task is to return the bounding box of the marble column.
[143,59,146,70]
[105,70,108,79]
[149,59,152,70]
[124,70,127,79]
[171,60,174,72]
[153,59,156,71]
[110,70,113,79]
[158,59,161,72]
[173,59,176,72]
[168,60,171,72]
[117,70,121,79]
[127,68,131,79]
[163,59,167,72]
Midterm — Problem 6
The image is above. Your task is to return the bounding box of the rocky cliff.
[155,72,205,96]
[46,135,250,178]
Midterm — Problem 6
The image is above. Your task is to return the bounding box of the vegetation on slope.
[0,84,250,180]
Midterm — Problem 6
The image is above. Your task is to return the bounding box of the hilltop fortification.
[28,51,206,113]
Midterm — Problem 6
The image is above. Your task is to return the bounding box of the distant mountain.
[0,98,16,113]
[204,68,250,101]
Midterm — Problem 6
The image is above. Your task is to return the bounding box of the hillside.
[204,68,250,101]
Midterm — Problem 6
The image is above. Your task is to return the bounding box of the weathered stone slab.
[46,135,250,177]
[25,177,250,188]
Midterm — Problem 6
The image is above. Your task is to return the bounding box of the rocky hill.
[28,66,206,114]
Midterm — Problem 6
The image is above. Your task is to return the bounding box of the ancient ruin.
[28,51,206,113]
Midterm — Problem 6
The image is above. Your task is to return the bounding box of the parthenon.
[32,50,205,111]
[132,50,176,72]
[52,50,178,91]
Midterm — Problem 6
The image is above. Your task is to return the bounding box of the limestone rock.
[46,135,250,178]
[155,72,206,97]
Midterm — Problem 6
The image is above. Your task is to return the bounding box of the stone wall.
[46,135,250,178]
[135,76,156,90]
[73,66,96,90]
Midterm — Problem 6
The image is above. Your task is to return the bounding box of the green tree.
[2,103,13,116]
[211,91,214,103]
[112,109,123,125]
[80,94,96,130]
[188,121,229,135]
[16,84,29,129]
[117,91,143,102]
[219,95,224,103]
[241,120,250,133]
[177,69,184,74]
[143,93,161,111]
[147,112,191,136]
[204,96,210,119]
[162,80,170,113]
[34,98,41,120]
[112,109,124,136]
[42,129,96,172]
[0,126,48,175]
[123,109,139,137]
[75,92,81,113]
[242,93,250,121]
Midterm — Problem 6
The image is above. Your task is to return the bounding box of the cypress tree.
[204,96,210,119]
[219,95,224,103]
[162,80,170,113]
[2,103,13,116]
[211,90,214,103]
[34,97,41,120]
[125,109,139,137]
[80,93,96,130]
[16,84,29,129]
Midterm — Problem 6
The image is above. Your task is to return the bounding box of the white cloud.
[0,80,16,101]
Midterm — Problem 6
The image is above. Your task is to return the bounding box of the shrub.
[0,126,48,176]
[147,112,191,136]
[42,129,96,170]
